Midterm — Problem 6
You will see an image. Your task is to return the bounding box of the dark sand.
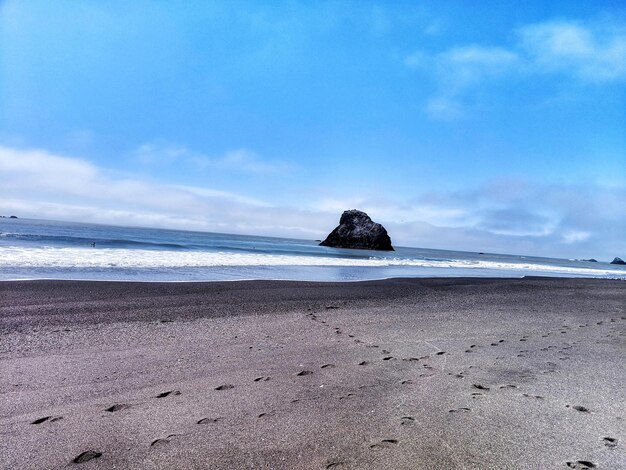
[1,278,624,469]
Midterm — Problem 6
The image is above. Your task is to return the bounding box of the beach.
[1,277,624,469]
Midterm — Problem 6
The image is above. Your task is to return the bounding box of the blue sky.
[1,1,625,259]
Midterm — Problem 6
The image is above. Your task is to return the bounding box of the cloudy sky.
[1,1,624,260]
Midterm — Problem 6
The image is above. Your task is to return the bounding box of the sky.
[1,0,625,260]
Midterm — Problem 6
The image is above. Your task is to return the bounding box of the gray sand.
[1,278,624,469]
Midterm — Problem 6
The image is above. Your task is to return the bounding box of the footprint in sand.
[472,384,490,391]
[603,437,617,448]
[566,461,596,469]
[151,439,170,447]
[566,405,590,413]
[215,384,235,390]
[369,439,399,450]
[151,434,180,447]
[72,451,102,464]
[31,416,63,424]
[156,390,181,398]
[197,417,223,424]
[150,434,180,447]
[326,461,347,469]
[105,404,131,412]
[522,393,544,399]
[449,407,471,413]
[338,393,356,400]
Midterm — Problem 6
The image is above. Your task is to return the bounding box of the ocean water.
[1,218,625,282]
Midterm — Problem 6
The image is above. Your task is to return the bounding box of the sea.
[1,218,625,282]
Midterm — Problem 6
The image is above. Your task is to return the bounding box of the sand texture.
[1,277,625,469]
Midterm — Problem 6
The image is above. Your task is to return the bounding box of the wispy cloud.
[0,145,314,237]
[1,145,624,259]
[407,18,626,119]
[134,141,291,174]
[519,20,626,81]
[425,96,465,121]
[437,45,519,89]
[210,149,292,174]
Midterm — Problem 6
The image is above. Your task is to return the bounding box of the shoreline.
[1,277,624,469]
[2,269,626,284]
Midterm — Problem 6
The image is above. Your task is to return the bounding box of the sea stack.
[320,209,394,251]
[610,257,625,265]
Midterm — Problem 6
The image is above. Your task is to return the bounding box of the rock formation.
[610,257,625,265]
[320,210,394,251]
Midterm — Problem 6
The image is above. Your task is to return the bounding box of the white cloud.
[562,230,591,244]
[170,185,271,207]
[519,20,626,81]
[407,18,626,120]
[425,97,465,121]
[0,145,312,236]
[133,141,291,174]
[439,45,518,86]
[134,141,194,165]
[212,149,291,174]
[1,145,624,259]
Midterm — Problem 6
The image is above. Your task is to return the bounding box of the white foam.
[1,246,624,278]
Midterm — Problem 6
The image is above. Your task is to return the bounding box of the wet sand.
[1,277,624,469]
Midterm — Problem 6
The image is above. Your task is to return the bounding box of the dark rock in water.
[610,257,625,265]
[320,210,393,251]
